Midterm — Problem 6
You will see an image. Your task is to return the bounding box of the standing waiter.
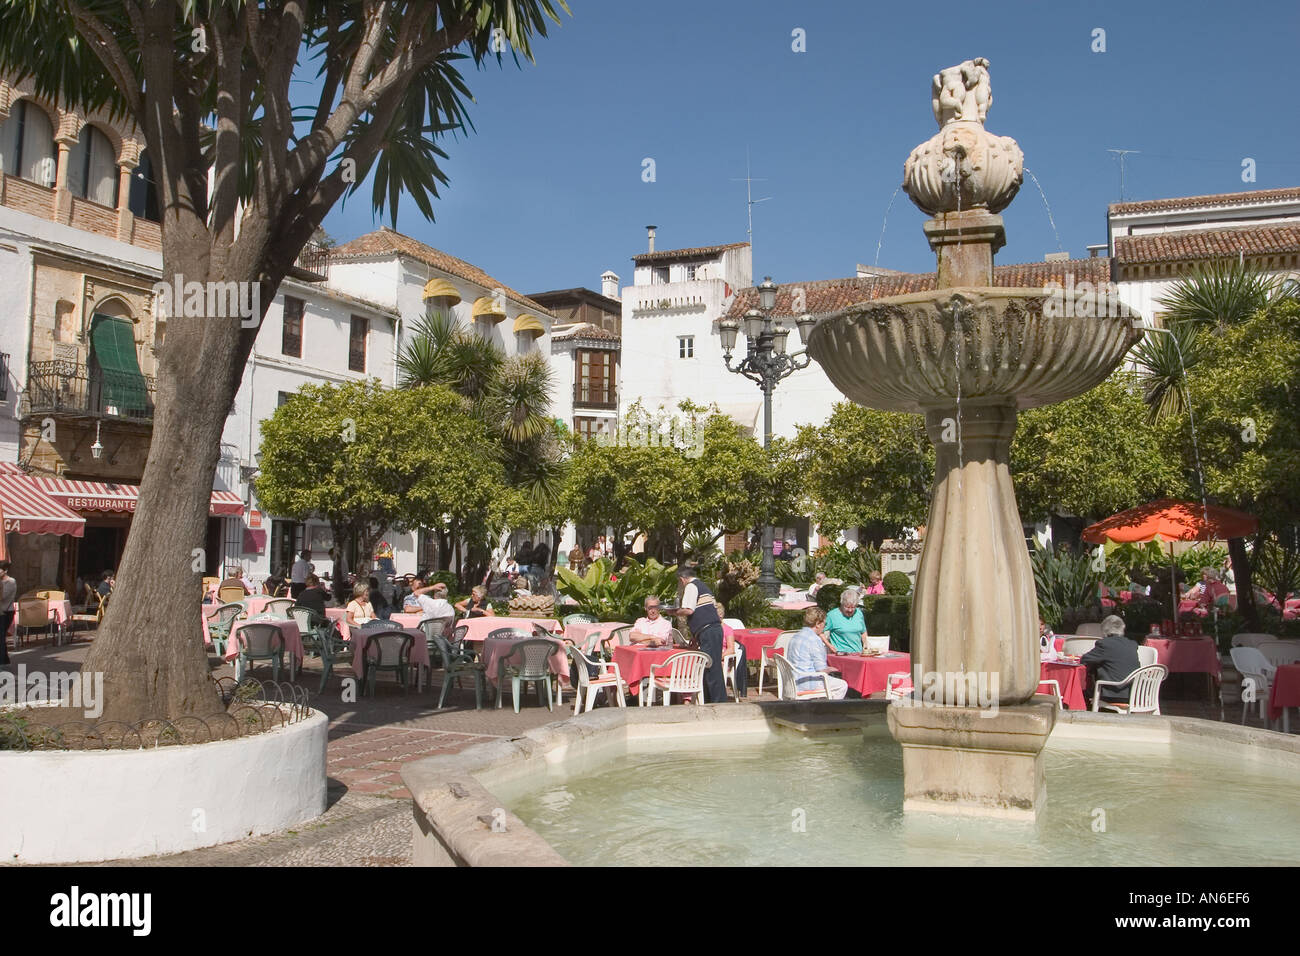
[672,565,726,703]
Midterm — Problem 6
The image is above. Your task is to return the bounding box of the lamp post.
[716,276,818,597]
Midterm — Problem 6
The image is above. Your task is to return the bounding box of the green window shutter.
[89,314,148,416]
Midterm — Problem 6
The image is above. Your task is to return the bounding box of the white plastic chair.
[864,635,889,655]
[1137,645,1159,668]
[774,653,832,700]
[1229,646,1275,725]
[885,672,912,701]
[722,617,745,630]
[1091,664,1168,715]
[1037,679,1064,710]
[1063,637,1098,657]
[567,644,628,715]
[642,651,711,706]
[1076,622,1104,637]
[722,642,743,701]
[758,631,796,696]
[1257,641,1300,668]
[263,597,295,618]
[1232,633,1277,649]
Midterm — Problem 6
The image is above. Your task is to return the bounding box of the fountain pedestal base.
[887,698,1057,819]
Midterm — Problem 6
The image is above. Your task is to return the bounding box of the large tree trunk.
[1228,535,1259,631]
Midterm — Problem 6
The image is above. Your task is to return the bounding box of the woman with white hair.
[825,587,868,654]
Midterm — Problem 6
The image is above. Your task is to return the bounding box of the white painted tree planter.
[0,707,328,863]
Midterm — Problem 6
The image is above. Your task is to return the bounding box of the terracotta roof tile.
[723,258,1113,319]
[1113,223,1300,266]
[551,322,620,343]
[1109,187,1300,216]
[328,227,555,317]
[632,242,749,265]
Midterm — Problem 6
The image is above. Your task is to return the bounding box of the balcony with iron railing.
[20,361,156,423]
[573,382,617,410]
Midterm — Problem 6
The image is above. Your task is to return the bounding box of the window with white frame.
[678,335,694,359]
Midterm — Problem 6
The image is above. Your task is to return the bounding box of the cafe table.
[563,620,629,654]
[770,599,815,611]
[826,651,911,697]
[225,617,305,680]
[612,644,687,698]
[347,625,432,688]
[1267,663,1300,731]
[455,616,561,643]
[1145,636,1221,701]
[732,627,783,662]
[479,634,569,692]
[1039,658,1087,710]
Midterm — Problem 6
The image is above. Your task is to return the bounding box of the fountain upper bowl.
[806,287,1143,414]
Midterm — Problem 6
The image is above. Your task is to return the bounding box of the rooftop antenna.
[731,147,770,260]
[1105,148,1140,201]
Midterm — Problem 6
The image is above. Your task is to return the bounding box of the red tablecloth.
[733,627,782,661]
[456,616,561,642]
[1145,637,1221,679]
[612,645,685,696]
[1039,660,1087,710]
[826,652,911,697]
[1268,664,1300,721]
[480,635,569,690]
[563,620,629,653]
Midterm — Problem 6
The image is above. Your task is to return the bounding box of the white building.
[1109,186,1300,322]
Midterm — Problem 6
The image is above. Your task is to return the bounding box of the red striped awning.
[0,473,87,537]
[30,476,245,517]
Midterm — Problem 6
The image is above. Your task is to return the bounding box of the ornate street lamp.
[717,276,817,597]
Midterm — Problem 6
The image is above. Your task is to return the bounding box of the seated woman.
[455,585,495,619]
[345,582,375,628]
[824,588,867,654]
[863,570,885,595]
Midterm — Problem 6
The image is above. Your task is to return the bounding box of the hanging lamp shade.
[421,278,461,305]
[513,314,545,336]
[472,295,507,322]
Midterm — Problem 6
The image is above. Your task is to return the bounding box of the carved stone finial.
[931,57,992,127]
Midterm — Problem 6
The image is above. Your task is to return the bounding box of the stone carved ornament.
[903,57,1023,217]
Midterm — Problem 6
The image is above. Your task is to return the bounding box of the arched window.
[68,124,118,206]
[127,148,160,222]
[0,99,56,186]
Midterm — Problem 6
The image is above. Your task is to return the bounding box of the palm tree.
[1160,259,1285,328]
[1129,319,1207,423]
[396,311,501,401]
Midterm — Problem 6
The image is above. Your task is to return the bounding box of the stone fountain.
[807,59,1142,818]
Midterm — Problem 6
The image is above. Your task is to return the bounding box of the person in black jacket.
[1080,615,1141,706]
[295,574,328,617]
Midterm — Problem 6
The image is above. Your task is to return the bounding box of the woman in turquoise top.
[824,588,867,653]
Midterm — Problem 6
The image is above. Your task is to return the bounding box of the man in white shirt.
[628,596,673,646]
[404,578,455,623]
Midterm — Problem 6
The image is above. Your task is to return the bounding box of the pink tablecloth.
[827,652,911,697]
[5,600,73,637]
[771,600,815,611]
[456,616,560,643]
[1267,664,1300,721]
[1039,660,1087,710]
[612,645,682,696]
[225,619,305,664]
[324,606,350,642]
[348,626,431,680]
[733,627,782,661]
[1145,637,1222,679]
[563,621,629,653]
[480,635,569,689]
[389,612,424,629]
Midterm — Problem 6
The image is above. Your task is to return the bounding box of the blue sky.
[319,0,1300,295]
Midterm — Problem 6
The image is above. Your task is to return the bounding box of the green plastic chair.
[316,620,353,695]
[207,602,243,656]
[236,622,286,682]
[496,638,560,713]
[432,632,486,710]
[561,613,598,626]
[361,630,412,697]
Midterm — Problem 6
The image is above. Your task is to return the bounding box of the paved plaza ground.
[1,629,1263,866]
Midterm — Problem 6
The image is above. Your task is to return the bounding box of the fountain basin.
[401,703,1300,866]
[806,288,1142,414]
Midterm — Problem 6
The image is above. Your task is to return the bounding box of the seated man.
[1080,614,1141,708]
[785,607,848,699]
[404,578,455,624]
[627,596,674,646]
[295,573,329,617]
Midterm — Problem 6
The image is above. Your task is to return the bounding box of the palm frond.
[1129,321,1207,423]
[1159,260,1282,328]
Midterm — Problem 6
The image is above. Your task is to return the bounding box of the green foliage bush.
[862,593,911,652]
[882,571,912,595]
[556,556,678,622]
[816,584,844,613]
[1032,544,1101,631]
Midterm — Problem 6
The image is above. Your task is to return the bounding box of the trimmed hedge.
[882,571,912,595]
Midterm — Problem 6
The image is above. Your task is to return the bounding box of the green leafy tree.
[0,1,567,721]
[1011,372,1186,525]
[791,404,933,537]
[1170,298,1300,627]
[255,381,507,583]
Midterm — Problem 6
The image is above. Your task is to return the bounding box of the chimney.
[600,270,620,300]
[646,225,657,253]
[1043,252,1069,263]
[1086,243,1108,258]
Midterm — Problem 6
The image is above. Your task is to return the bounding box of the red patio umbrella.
[1082,499,1258,625]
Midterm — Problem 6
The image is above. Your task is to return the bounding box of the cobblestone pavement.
[1,633,1276,865]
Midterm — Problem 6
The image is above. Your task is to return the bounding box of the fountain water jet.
[807,58,1143,818]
